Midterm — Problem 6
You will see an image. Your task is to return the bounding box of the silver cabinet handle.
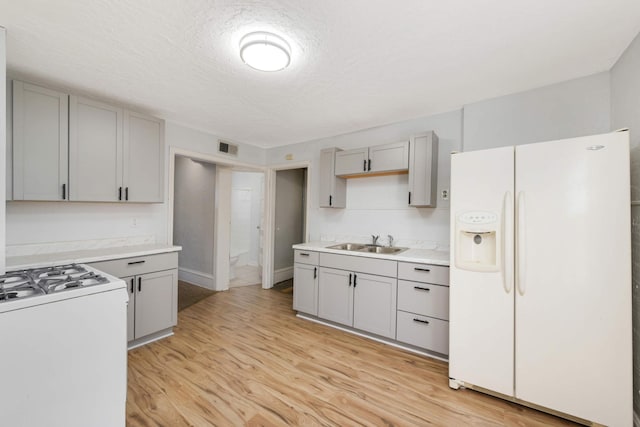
[413,286,430,292]
[127,260,145,265]
[300,253,310,257]
[413,318,430,325]
[414,267,430,272]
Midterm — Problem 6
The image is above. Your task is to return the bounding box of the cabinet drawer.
[396,311,449,355]
[320,252,397,277]
[89,252,178,278]
[397,280,449,320]
[294,250,319,265]
[397,262,449,285]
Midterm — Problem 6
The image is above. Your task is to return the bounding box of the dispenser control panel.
[458,211,498,224]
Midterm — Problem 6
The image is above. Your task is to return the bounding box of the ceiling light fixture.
[239,31,291,72]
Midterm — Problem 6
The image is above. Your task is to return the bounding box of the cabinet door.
[318,267,353,326]
[319,148,346,208]
[369,141,409,173]
[408,132,438,207]
[122,276,136,342]
[353,273,397,338]
[12,81,69,201]
[135,269,177,339]
[123,111,164,202]
[69,96,123,201]
[293,263,318,315]
[335,147,368,176]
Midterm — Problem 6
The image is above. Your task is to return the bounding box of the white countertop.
[6,244,182,270]
[292,241,450,266]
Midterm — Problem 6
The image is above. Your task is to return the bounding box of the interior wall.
[230,171,263,266]
[463,71,611,151]
[268,110,462,250]
[610,30,640,419]
[173,156,215,287]
[274,168,305,271]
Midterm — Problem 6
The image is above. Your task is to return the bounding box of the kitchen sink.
[359,246,408,254]
[327,243,366,251]
[327,243,408,255]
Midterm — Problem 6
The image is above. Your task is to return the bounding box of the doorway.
[273,168,307,285]
[169,148,266,295]
[229,171,264,287]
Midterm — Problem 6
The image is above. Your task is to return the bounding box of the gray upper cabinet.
[69,96,124,202]
[368,141,409,173]
[408,131,438,207]
[69,96,164,203]
[335,141,409,176]
[319,147,346,208]
[334,147,368,175]
[123,111,164,202]
[12,81,69,201]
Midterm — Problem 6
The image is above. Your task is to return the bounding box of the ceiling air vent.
[218,140,238,156]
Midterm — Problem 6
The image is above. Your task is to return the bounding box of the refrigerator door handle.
[516,191,526,296]
[502,191,513,293]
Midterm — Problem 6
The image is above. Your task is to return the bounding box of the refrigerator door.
[449,146,515,397]
[514,132,632,426]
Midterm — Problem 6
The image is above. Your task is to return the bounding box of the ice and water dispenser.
[455,211,499,271]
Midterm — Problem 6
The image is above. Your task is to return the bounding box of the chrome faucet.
[387,235,394,247]
[371,235,380,246]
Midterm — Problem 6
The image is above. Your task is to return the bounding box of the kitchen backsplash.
[6,235,157,258]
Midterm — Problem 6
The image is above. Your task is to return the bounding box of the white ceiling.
[1,1,640,148]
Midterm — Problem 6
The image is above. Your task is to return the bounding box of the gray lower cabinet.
[317,260,397,339]
[396,262,450,355]
[293,250,319,315]
[89,252,178,346]
[294,250,450,356]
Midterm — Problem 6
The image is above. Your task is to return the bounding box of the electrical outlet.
[441,189,449,200]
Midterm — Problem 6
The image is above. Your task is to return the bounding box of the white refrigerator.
[448,131,632,426]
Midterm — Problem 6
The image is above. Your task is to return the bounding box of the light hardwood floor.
[126,285,577,426]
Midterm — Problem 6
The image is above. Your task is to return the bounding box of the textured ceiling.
[1,0,640,148]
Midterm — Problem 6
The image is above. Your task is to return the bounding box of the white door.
[449,146,515,397]
[514,132,632,425]
[69,96,123,201]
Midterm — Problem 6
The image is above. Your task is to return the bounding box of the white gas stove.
[0,263,128,427]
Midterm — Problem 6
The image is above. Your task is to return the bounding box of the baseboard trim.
[179,267,214,289]
[634,410,639,427]
[274,266,293,284]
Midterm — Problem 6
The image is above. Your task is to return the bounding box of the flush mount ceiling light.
[239,31,291,72]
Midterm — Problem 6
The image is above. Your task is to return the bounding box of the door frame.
[264,161,311,289]
[167,147,266,291]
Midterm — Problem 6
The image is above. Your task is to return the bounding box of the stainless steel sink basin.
[327,243,366,251]
[359,246,408,254]
[327,243,408,255]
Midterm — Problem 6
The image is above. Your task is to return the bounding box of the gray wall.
[173,156,216,283]
[463,71,611,151]
[274,168,305,271]
[611,31,640,419]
